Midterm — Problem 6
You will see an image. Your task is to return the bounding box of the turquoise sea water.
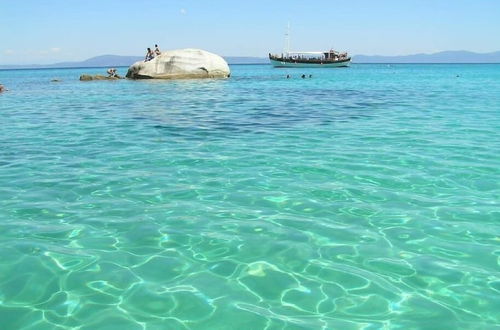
[0,64,499,329]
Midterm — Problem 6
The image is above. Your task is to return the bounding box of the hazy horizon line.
[5,48,500,66]
[1,50,500,68]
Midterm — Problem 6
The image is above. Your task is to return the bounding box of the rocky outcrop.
[126,48,230,79]
[79,74,123,81]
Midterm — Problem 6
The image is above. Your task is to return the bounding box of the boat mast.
[284,22,290,56]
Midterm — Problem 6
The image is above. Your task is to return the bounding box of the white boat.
[269,51,351,68]
[269,23,350,68]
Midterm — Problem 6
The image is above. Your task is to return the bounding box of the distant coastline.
[354,50,500,64]
[1,51,499,70]
[0,56,269,70]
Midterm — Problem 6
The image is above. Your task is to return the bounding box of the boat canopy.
[286,51,325,55]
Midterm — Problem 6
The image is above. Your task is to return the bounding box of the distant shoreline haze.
[1,51,499,69]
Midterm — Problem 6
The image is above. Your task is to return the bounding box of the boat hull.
[270,58,350,68]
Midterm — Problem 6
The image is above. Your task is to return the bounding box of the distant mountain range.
[0,55,269,69]
[1,51,499,69]
[353,51,500,63]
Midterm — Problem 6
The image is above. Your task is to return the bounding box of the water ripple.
[0,64,499,329]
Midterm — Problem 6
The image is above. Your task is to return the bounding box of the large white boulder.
[126,48,230,79]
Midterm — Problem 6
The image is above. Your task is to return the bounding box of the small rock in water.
[79,74,122,81]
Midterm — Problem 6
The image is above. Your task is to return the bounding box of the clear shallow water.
[0,64,499,329]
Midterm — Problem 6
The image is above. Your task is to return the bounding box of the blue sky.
[1,0,499,64]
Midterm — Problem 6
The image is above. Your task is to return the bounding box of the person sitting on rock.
[154,44,161,56]
[107,68,117,77]
[145,48,154,62]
